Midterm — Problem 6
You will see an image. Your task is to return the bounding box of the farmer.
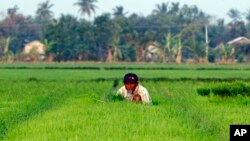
[116,73,152,104]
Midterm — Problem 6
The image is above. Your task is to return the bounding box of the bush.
[196,82,250,97]
[197,87,210,96]
[243,85,250,96]
[211,81,250,97]
[228,81,245,96]
[211,83,230,97]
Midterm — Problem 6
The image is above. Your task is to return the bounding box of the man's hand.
[132,94,142,103]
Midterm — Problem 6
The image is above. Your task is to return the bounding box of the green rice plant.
[1,64,250,141]
[211,83,231,97]
[228,81,245,96]
[1,81,218,141]
[196,87,210,96]
[111,94,124,101]
[2,68,250,81]
[244,84,250,96]
[0,81,113,139]
[211,81,248,97]
[2,80,250,141]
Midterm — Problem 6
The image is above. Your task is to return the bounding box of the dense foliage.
[1,1,250,63]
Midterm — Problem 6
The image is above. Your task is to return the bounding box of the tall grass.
[2,81,249,140]
[1,64,250,141]
[0,81,105,139]
[2,81,210,141]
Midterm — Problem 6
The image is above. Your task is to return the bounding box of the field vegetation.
[0,63,249,141]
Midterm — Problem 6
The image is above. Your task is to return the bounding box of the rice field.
[0,63,249,141]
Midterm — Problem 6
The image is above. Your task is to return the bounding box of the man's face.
[124,82,138,91]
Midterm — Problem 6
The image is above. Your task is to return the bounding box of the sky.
[0,0,250,23]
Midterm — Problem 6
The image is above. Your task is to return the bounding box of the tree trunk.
[221,56,227,64]
[113,46,119,62]
[176,47,182,64]
[7,53,14,63]
[136,43,144,62]
[106,48,113,62]
[229,48,235,64]
[46,53,54,62]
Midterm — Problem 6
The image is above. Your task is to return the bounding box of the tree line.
[1,0,250,63]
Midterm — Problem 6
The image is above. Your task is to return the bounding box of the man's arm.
[112,86,125,101]
[141,88,152,104]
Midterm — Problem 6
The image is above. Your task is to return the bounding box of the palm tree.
[74,0,97,20]
[2,37,13,62]
[217,43,234,64]
[153,2,169,15]
[112,6,128,17]
[7,5,19,17]
[227,9,242,22]
[164,33,173,62]
[245,8,250,22]
[42,39,55,62]
[111,24,122,62]
[175,35,182,64]
[245,8,250,37]
[36,0,54,21]
[169,2,180,15]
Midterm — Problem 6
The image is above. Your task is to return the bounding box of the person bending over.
[116,73,152,104]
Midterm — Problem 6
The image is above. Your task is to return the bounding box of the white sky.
[0,0,250,23]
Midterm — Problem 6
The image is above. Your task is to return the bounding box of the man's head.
[123,73,138,91]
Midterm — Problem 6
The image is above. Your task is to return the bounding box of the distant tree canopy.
[1,1,250,63]
[74,0,97,19]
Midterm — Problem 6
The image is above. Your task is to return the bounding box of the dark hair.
[123,73,138,83]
